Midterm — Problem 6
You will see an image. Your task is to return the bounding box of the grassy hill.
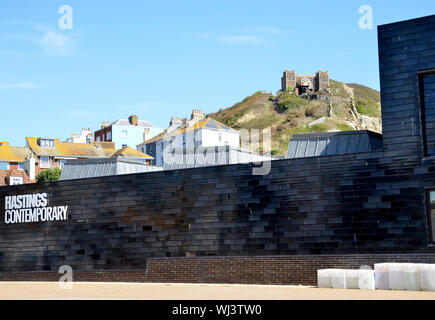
[347,83,381,117]
[210,81,381,156]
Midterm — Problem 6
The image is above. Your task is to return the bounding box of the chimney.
[170,117,183,126]
[129,115,138,126]
[191,109,205,121]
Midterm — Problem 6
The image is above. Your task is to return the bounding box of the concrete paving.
[1,282,435,300]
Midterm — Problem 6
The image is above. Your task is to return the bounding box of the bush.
[36,168,62,183]
[276,91,308,113]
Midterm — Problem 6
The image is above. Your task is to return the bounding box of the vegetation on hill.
[210,81,382,156]
[347,83,381,117]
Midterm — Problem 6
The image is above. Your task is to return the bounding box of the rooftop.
[25,137,152,159]
[141,117,238,145]
[286,130,383,159]
[111,119,154,128]
[112,146,154,159]
[0,142,34,162]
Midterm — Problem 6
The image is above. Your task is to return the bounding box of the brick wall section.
[3,254,435,285]
[0,163,33,186]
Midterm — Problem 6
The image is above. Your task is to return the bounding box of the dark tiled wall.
[378,14,435,157]
[0,150,434,273]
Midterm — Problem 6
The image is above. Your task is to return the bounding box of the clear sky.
[0,0,434,146]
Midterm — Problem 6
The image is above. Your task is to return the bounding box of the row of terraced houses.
[0,109,243,186]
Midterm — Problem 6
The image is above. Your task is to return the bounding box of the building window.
[0,162,8,170]
[18,163,24,170]
[10,177,23,185]
[40,139,55,148]
[419,70,435,157]
[122,130,128,139]
[40,156,50,169]
[427,190,435,243]
[107,131,112,140]
[96,136,101,142]
[122,144,127,148]
[149,146,153,153]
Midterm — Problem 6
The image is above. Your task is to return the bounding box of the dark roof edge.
[64,158,148,165]
[377,14,435,30]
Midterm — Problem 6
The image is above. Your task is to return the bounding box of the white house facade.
[137,110,240,166]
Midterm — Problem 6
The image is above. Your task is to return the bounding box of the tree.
[36,168,62,183]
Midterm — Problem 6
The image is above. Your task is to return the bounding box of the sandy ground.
[1,282,435,300]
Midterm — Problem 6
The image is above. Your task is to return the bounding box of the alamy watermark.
[359,5,373,30]
[58,264,73,289]
[162,128,272,176]
[58,5,73,30]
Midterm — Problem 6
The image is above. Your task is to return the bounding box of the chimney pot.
[129,115,138,126]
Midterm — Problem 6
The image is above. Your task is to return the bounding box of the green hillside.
[347,83,381,117]
[210,81,382,156]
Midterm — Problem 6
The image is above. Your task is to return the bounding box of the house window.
[122,130,128,139]
[96,136,101,142]
[149,146,153,153]
[107,131,112,140]
[40,156,50,169]
[0,162,8,170]
[10,177,23,185]
[18,163,24,170]
[419,70,435,157]
[40,139,55,148]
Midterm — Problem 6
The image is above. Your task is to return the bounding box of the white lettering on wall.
[4,193,68,224]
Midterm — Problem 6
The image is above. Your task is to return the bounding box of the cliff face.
[210,80,382,156]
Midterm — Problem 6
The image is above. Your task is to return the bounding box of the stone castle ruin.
[281,70,330,94]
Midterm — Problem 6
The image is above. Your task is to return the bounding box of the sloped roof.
[111,119,154,127]
[286,130,383,159]
[60,158,162,180]
[141,117,238,145]
[26,137,116,158]
[0,143,33,162]
[111,146,153,159]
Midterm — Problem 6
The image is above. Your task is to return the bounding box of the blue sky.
[0,0,434,146]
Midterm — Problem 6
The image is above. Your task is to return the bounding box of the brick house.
[0,142,36,186]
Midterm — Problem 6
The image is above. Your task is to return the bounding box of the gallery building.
[0,15,435,285]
